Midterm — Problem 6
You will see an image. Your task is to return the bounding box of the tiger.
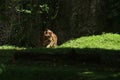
[41,29,57,48]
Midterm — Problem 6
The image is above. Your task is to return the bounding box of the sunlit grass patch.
[0,45,26,50]
[59,33,120,50]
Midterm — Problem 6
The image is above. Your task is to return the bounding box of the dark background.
[0,0,120,47]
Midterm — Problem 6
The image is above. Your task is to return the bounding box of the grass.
[0,64,120,80]
[0,45,26,50]
[59,33,120,50]
[0,33,120,80]
[0,33,120,50]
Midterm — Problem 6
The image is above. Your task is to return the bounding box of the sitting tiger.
[41,29,57,48]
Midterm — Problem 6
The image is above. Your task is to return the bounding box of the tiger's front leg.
[46,41,54,48]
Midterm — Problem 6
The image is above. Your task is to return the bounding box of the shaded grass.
[0,64,120,80]
[0,33,120,80]
[0,49,120,80]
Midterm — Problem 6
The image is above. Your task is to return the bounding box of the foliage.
[0,64,5,74]
[0,0,120,47]
[0,0,59,47]
[39,4,49,14]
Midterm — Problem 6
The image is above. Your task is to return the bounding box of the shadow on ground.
[0,48,120,66]
[0,48,120,80]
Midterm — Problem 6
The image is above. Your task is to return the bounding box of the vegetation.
[0,64,5,75]
[0,45,26,50]
[0,33,120,80]
[1,0,120,46]
[59,33,120,50]
[1,33,120,50]
[0,65,120,80]
[0,0,120,79]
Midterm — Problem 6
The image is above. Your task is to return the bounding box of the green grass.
[0,45,26,50]
[59,33,120,50]
[0,33,120,50]
[0,64,120,80]
[0,33,120,80]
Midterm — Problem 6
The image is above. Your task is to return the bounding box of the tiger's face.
[41,29,57,48]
